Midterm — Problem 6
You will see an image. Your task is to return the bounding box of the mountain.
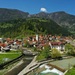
[48,11,75,32]
[0,18,70,38]
[31,11,75,33]
[0,8,73,37]
[0,8,29,22]
[0,8,75,33]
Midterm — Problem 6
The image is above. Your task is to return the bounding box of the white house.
[49,42,65,52]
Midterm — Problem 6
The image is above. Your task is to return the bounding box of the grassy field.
[65,67,75,75]
[0,50,22,64]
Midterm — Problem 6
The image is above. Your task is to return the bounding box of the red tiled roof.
[8,40,14,44]
[0,43,7,47]
[51,42,63,45]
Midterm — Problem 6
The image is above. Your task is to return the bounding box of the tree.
[36,53,45,61]
[36,45,51,61]
[51,48,61,59]
[33,47,37,51]
[65,44,75,56]
[24,41,30,47]
[43,45,51,58]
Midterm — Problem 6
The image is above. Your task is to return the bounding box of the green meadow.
[65,67,75,75]
[0,50,21,64]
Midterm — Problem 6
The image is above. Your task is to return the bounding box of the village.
[0,34,75,75]
[0,38,22,52]
[0,34,73,54]
[26,34,72,52]
[0,34,72,53]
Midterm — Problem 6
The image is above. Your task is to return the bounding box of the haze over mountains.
[0,8,75,37]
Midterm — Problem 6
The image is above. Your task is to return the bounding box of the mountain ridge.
[0,8,74,37]
[0,8,29,22]
[30,11,75,33]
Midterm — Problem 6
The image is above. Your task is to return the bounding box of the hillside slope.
[0,8,29,22]
[0,18,70,38]
[31,11,75,33]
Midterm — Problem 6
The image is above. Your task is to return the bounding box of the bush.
[65,44,75,56]
[51,48,61,59]
[24,41,30,47]
[36,45,51,61]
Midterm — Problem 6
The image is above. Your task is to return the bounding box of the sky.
[0,0,75,15]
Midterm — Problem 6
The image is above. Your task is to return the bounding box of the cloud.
[40,8,47,12]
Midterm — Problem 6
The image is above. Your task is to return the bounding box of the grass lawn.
[65,67,75,75]
[0,50,22,64]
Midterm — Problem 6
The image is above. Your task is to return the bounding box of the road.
[18,56,37,75]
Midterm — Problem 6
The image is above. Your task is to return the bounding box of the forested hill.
[0,8,75,32]
[31,11,75,34]
[0,8,72,37]
[0,8,75,34]
[0,8,29,22]
[0,18,70,38]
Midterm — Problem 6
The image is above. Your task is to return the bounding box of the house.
[0,38,3,43]
[0,43,10,52]
[49,42,65,52]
